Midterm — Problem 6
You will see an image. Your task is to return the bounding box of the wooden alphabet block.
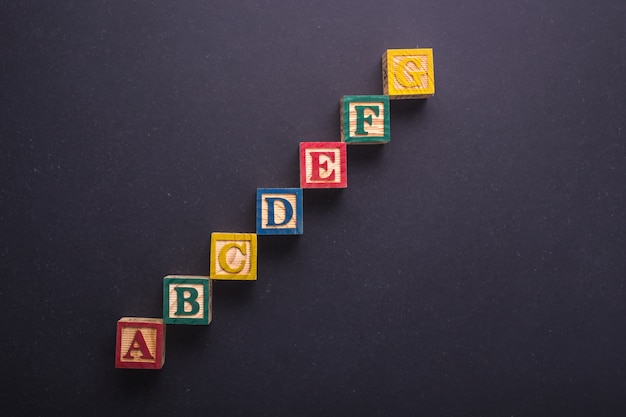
[257,188,303,235]
[382,48,435,99]
[340,95,390,144]
[115,317,165,369]
[163,276,212,325]
[299,142,347,189]
[210,232,257,280]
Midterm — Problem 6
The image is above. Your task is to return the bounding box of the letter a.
[123,329,155,360]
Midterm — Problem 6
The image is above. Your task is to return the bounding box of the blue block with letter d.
[256,188,303,235]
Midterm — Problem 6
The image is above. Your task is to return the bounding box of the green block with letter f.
[341,95,390,144]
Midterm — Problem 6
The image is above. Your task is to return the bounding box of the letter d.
[265,197,294,227]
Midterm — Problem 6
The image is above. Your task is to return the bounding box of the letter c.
[218,242,247,273]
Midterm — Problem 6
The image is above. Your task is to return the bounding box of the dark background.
[1,1,625,416]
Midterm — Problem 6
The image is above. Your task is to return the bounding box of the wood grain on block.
[210,232,257,280]
[115,317,165,369]
[299,142,347,189]
[382,48,434,99]
[163,276,212,325]
[256,188,303,235]
[341,95,390,144]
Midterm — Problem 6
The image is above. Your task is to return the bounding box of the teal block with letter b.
[163,275,212,325]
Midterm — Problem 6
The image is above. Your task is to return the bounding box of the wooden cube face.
[163,276,212,325]
[210,232,257,280]
[299,142,347,189]
[341,95,390,144]
[115,318,165,369]
[383,48,434,99]
[256,188,303,235]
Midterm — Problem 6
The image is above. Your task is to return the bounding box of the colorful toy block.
[163,276,212,325]
[382,48,434,99]
[256,188,303,235]
[341,95,390,144]
[115,317,165,369]
[299,142,347,189]
[210,232,257,280]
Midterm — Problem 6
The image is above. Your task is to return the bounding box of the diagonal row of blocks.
[116,48,435,369]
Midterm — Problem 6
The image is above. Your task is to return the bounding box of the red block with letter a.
[299,142,347,189]
[115,317,165,369]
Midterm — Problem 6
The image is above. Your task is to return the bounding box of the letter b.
[174,286,200,315]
